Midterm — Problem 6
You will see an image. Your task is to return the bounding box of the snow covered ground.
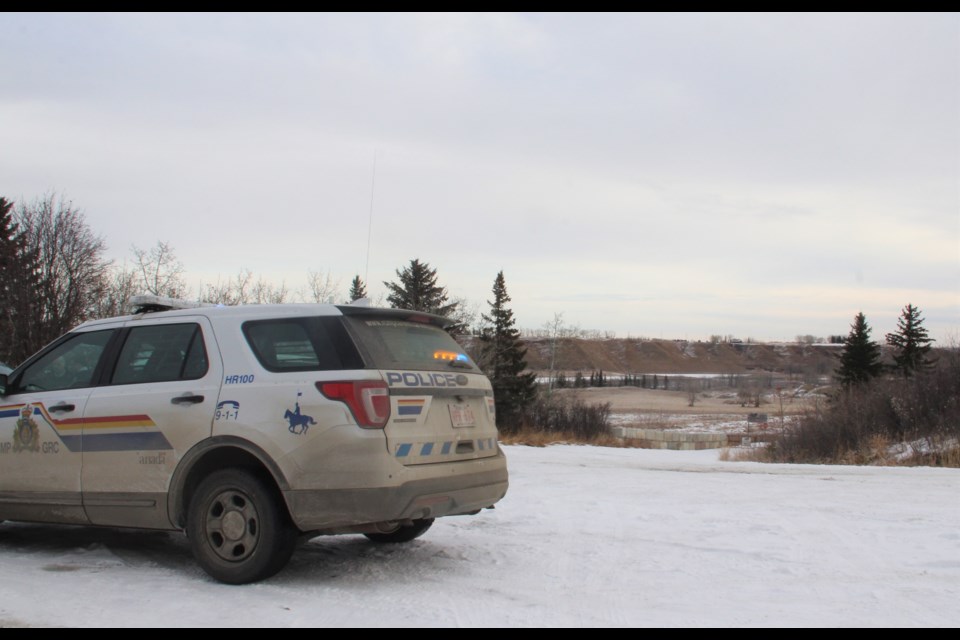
[1,443,958,628]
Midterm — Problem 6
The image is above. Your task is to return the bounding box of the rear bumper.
[283,450,509,532]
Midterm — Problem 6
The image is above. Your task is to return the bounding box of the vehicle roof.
[73,302,453,330]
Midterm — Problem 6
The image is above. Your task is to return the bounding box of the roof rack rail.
[127,294,218,314]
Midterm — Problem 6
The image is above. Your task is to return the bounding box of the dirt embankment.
[554,384,810,419]
[511,337,838,432]
[519,336,842,379]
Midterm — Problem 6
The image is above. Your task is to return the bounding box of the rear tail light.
[318,380,391,429]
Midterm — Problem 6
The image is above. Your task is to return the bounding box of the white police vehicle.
[0,295,508,584]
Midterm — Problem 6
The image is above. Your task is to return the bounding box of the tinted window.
[111,323,208,385]
[343,318,479,372]
[243,317,364,372]
[16,330,115,392]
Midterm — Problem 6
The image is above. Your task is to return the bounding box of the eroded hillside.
[517,337,843,379]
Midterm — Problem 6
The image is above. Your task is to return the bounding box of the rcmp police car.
[0,295,508,584]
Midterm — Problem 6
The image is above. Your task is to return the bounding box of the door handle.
[171,394,205,405]
[48,402,76,413]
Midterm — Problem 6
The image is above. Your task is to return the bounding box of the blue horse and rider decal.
[284,392,316,435]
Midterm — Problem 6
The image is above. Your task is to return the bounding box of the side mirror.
[0,373,7,396]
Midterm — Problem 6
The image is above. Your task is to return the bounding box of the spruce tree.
[835,312,883,387]
[0,197,41,367]
[348,275,368,302]
[885,303,935,377]
[384,258,463,332]
[476,271,537,430]
[0,197,16,364]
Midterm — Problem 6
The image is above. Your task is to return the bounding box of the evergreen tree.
[835,311,883,387]
[0,197,41,367]
[476,271,537,430]
[348,275,368,302]
[384,258,463,333]
[885,303,935,377]
[0,196,17,364]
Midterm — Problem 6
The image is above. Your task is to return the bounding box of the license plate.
[449,403,476,428]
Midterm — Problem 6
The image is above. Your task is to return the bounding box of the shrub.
[759,348,960,466]
[507,391,612,442]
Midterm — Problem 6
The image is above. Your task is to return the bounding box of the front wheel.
[187,469,297,584]
[364,518,434,544]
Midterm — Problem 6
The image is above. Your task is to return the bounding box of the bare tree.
[201,270,254,306]
[301,269,341,303]
[251,276,290,304]
[199,269,290,305]
[14,193,110,351]
[448,295,478,337]
[544,312,581,394]
[685,377,699,407]
[93,243,188,318]
[92,263,139,319]
[132,241,187,298]
[737,376,763,408]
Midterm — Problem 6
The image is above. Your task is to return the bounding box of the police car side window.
[111,323,208,385]
[16,330,115,393]
[183,328,209,379]
[242,318,363,372]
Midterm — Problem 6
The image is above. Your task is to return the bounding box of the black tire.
[186,469,297,585]
[364,518,435,544]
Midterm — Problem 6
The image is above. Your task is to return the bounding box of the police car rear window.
[242,317,364,372]
[342,317,479,372]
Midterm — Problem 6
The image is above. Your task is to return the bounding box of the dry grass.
[502,353,960,469]
[907,446,960,467]
[499,430,644,449]
[724,440,960,468]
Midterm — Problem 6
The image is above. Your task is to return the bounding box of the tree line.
[3,192,941,437]
[1,193,537,428]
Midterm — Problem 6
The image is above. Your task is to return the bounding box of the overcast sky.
[2,12,957,344]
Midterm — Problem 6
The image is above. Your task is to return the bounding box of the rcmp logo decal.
[13,404,40,452]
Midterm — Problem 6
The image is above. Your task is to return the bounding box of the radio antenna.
[364,149,377,285]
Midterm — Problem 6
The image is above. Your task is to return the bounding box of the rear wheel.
[187,469,297,584]
[364,518,434,544]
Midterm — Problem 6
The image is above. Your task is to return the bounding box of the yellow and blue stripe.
[0,403,172,452]
[396,398,426,416]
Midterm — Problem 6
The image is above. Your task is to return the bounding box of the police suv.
[0,296,508,584]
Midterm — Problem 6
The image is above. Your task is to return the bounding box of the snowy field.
[1,443,958,628]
